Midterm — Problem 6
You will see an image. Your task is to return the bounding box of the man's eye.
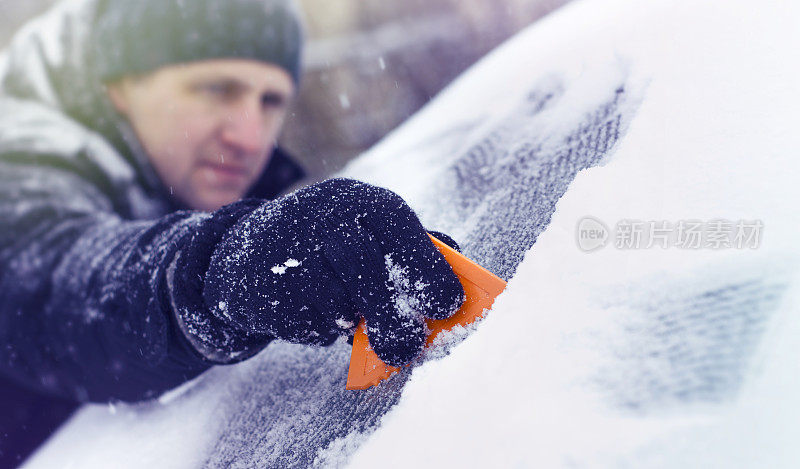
[261,92,286,109]
[199,83,237,99]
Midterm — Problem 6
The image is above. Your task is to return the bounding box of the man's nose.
[220,104,269,155]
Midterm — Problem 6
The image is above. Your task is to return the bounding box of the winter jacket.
[0,1,304,464]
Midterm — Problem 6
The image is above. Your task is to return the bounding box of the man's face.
[107,59,295,211]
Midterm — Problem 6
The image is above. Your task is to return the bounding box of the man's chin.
[189,188,248,212]
[186,167,258,210]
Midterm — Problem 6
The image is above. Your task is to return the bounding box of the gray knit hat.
[90,0,304,83]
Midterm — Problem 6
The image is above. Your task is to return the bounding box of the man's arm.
[0,147,465,405]
[0,160,269,402]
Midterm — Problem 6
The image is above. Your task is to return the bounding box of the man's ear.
[106,80,130,114]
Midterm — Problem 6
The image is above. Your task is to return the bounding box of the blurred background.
[0,0,569,179]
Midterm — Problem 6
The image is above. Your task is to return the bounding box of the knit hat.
[90,0,304,84]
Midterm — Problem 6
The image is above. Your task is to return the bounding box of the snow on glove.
[199,178,465,366]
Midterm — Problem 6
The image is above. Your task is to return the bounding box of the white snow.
[335,318,355,330]
[423,315,486,362]
[384,253,418,318]
[271,258,302,275]
[346,0,800,466]
[312,428,373,469]
[339,93,351,109]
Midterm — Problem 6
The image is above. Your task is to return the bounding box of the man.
[0,0,464,465]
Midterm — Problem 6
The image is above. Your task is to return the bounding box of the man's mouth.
[200,161,251,185]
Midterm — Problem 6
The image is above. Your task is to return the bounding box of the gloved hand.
[173,178,465,366]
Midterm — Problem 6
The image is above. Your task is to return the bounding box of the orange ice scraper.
[345,234,507,390]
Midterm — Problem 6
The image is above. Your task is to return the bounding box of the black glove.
[427,230,461,252]
[173,178,465,366]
